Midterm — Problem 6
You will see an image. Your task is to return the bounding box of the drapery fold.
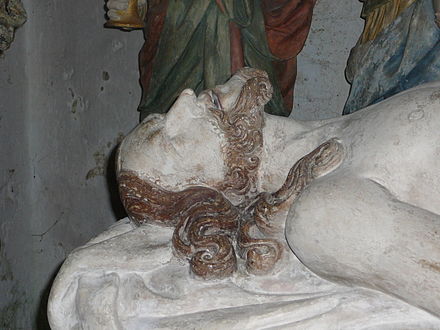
[344,0,440,114]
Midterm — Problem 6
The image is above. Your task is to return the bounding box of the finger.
[138,0,147,15]
[138,7,147,20]
[107,0,128,10]
[107,9,123,20]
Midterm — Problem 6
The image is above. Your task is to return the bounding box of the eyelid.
[210,90,223,110]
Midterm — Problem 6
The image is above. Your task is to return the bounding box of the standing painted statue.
[106,0,316,119]
[344,0,440,114]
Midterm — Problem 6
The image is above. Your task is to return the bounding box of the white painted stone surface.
[49,73,440,328]
[48,219,440,330]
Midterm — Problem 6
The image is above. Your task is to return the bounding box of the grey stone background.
[294,0,363,120]
[0,0,362,328]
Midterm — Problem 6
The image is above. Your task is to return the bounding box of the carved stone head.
[116,68,283,279]
[116,68,343,279]
[117,67,271,201]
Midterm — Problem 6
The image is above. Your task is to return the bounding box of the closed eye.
[210,90,223,110]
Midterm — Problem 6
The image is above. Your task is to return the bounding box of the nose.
[181,88,195,96]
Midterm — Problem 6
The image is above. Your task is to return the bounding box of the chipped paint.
[419,259,440,273]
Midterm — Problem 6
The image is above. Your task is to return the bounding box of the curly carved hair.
[118,69,344,279]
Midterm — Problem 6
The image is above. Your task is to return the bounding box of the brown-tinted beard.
[210,73,272,204]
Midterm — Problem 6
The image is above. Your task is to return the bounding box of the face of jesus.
[117,69,255,191]
[117,69,282,279]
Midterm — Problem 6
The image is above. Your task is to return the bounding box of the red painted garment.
[262,0,317,110]
[138,0,168,103]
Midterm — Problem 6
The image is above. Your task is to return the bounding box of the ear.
[165,89,202,138]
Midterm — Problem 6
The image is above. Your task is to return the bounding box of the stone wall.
[0,0,142,327]
[294,0,363,120]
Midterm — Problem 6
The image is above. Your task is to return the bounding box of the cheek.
[144,138,226,191]
[176,125,226,186]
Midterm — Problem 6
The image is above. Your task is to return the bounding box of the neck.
[259,115,337,192]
